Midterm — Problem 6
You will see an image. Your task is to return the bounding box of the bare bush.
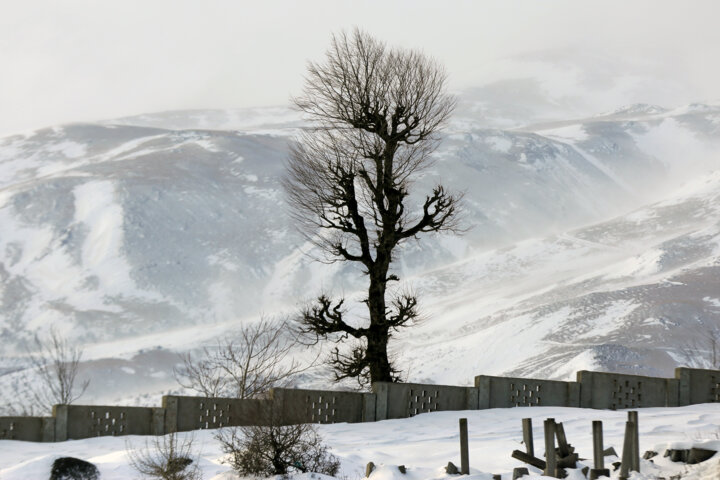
[126,432,202,480]
[681,324,720,369]
[25,329,89,413]
[216,420,339,478]
[174,317,312,399]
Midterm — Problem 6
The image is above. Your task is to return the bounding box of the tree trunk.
[367,260,393,383]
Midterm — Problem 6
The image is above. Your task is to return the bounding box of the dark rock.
[50,457,100,480]
[687,447,716,464]
[512,467,529,480]
[668,449,690,463]
[589,468,611,480]
[365,462,375,477]
[397,465,406,474]
[643,450,658,460]
[445,462,459,474]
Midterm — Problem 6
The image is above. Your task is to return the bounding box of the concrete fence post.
[628,411,640,472]
[522,418,534,457]
[543,418,557,477]
[590,420,610,480]
[619,420,635,480]
[52,405,68,442]
[459,418,469,475]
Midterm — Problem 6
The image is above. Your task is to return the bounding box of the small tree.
[28,329,89,413]
[126,432,202,480]
[285,29,460,386]
[174,317,311,399]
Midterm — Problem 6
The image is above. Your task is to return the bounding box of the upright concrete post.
[544,418,557,478]
[628,411,640,472]
[619,420,634,480]
[592,421,604,469]
[522,418,534,457]
[459,418,469,475]
[590,420,610,480]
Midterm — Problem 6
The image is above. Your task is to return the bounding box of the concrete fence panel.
[577,371,679,409]
[53,404,159,441]
[0,416,55,442]
[162,395,271,433]
[372,382,478,420]
[474,375,580,409]
[675,367,720,406]
[269,388,371,424]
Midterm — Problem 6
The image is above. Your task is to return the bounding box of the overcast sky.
[1,0,719,135]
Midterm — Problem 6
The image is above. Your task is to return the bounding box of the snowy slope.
[1,97,720,405]
[2,404,720,479]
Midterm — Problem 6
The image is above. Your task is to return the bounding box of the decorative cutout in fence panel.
[611,379,643,409]
[408,388,440,416]
[198,401,232,429]
[88,409,128,436]
[307,394,338,423]
[509,382,542,407]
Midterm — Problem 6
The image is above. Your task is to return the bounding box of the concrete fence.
[1,367,718,442]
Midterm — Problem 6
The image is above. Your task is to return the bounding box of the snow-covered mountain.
[1,94,719,405]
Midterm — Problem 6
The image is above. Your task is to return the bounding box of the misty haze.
[1,2,720,479]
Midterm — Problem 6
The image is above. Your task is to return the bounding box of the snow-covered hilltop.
[1,94,719,404]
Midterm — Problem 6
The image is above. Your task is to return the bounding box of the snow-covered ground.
[2,404,720,479]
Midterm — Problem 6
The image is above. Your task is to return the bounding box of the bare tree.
[285,28,460,385]
[126,432,202,480]
[680,324,720,369]
[27,329,89,413]
[174,317,311,399]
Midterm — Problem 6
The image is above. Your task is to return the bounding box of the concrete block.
[372,383,389,420]
[42,417,55,442]
[53,405,69,442]
[363,393,377,422]
[151,408,165,435]
[476,376,490,409]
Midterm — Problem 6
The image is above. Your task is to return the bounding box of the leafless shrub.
[174,317,313,399]
[23,329,90,414]
[680,324,720,370]
[215,416,339,478]
[126,432,202,480]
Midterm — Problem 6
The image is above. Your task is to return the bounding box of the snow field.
[2,404,720,480]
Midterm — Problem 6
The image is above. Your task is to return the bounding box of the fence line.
[1,367,718,442]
